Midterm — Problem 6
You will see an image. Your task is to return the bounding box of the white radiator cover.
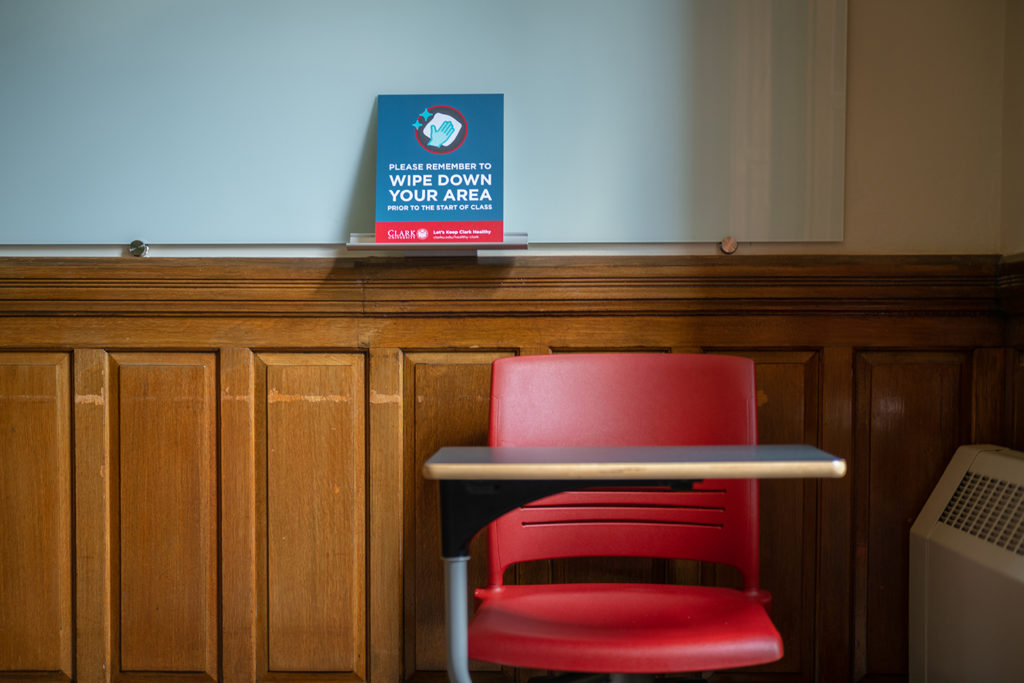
[909,444,1024,683]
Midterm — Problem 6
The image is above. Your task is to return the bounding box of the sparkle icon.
[412,107,433,130]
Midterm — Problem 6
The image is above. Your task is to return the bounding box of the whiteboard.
[0,0,845,246]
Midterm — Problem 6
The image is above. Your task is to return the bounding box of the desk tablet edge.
[423,458,847,481]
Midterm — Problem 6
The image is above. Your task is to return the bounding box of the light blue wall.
[0,0,841,246]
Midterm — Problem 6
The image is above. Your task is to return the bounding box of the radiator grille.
[938,471,1024,555]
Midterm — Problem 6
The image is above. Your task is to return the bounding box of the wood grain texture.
[0,254,1006,317]
[403,352,508,680]
[854,352,971,680]
[111,353,219,680]
[1014,351,1024,451]
[728,350,821,682]
[971,347,1009,444]
[254,353,366,680]
[74,349,113,683]
[816,347,855,683]
[0,353,71,680]
[368,348,405,683]
[221,348,257,683]
[422,446,845,481]
[0,254,1019,683]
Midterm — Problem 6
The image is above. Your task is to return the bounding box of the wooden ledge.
[0,254,1013,318]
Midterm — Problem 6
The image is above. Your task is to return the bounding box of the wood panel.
[0,254,1019,683]
[0,353,72,682]
[1003,256,1024,354]
[0,255,1004,319]
[254,353,367,681]
[1005,257,1024,450]
[74,349,113,683]
[816,347,855,682]
[368,348,406,683]
[853,352,972,680]
[1014,350,1024,451]
[110,353,219,682]
[971,347,1009,444]
[711,350,821,682]
[403,352,510,681]
[221,348,257,683]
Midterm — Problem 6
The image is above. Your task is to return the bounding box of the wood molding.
[0,254,1008,318]
[1000,255,1024,346]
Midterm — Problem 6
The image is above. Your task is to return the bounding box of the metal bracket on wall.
[128,240,150,257]
[346,232,528,254]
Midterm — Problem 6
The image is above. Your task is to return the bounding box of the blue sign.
[375,94,503,243]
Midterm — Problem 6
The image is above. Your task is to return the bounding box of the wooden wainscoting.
[0,353,72,681]
[0,254,1021,683]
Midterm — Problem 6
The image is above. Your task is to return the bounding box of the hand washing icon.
[427,116,457,148]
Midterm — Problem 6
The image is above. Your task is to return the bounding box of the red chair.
[467,353,783,680]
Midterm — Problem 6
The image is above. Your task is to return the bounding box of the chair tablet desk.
[423,444,847,683]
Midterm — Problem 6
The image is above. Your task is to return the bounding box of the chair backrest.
[486,353,761,591]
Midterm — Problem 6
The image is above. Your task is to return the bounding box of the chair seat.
[469,583,783,674]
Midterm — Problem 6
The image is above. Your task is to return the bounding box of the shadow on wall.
[339,101,377,242]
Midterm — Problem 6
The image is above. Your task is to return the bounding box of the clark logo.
[413,105,467,154]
